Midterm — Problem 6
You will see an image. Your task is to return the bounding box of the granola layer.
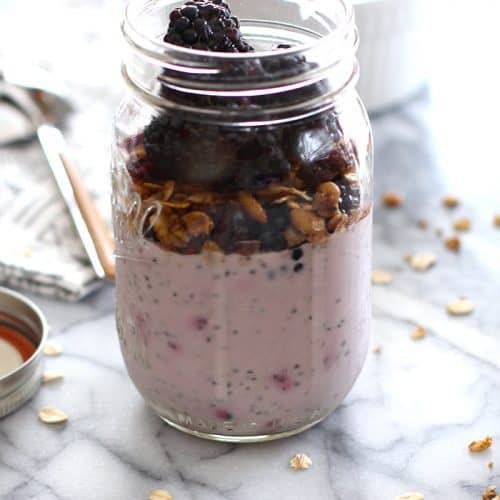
[122,112,367,255]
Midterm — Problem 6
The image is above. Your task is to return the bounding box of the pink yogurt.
[115,214,372,438]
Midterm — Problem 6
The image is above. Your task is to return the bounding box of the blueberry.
[338,180,360,213]
[267,157,291,177]
[213,204,256,250]
[260,232,287,252]
[266,205,290,232]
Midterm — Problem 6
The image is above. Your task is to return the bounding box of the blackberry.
[182,28,198,44]
[169,9,182,23]
[142,115,238,183]
[163,0,254,53]
[296,141,355,190]
[174,16,191,33]
[231,131,291,190]
[142,114,177,181]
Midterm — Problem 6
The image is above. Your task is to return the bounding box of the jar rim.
[120,0,359,124]
[122,0,355,64]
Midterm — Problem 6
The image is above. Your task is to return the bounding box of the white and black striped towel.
[0,145,103,301]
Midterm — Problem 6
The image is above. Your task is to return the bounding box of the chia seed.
[294,263,304,273]
[292,248,303,261]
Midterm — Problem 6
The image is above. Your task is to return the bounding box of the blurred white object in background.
[354,0,430,113]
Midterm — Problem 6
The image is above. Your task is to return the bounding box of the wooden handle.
[60,154,116,280]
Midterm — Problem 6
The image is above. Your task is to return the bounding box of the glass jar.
[113,0,373,442]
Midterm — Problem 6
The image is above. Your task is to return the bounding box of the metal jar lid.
[0,287,48,418]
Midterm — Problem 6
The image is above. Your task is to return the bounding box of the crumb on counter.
[443,195,460,208]
[469,435,493,453]
[289,453,312,470]
[371,270,393,285]
[383,192,404,208]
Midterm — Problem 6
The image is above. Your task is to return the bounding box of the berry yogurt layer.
[113,0,372,438]
[116,214,371,436]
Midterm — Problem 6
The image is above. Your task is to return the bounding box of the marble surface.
[1,1,500,499]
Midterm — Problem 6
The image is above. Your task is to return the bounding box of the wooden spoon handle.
[37,124,115,281]
[60,154,116,280]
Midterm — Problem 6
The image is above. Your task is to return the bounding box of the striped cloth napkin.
[0,145,103,301]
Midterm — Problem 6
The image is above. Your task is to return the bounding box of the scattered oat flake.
[371,270,393,285]
[43,341,63,356]
[383,192,404,207]
[469,435,493,453]
[453,217,471,232]
[407,252,437,271]
[395,493,423,500]
[149,490,173,500]
[410,326,426,341]
[445,236,461,252]
[494,215,500,228]
[483,485,500,500]
[443,195,460,208]
[42,371,64,384]
[289,453,312,470]
[38,407,68,424]
[447,298,474,316]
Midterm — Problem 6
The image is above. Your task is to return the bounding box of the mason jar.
[112,0,373,442]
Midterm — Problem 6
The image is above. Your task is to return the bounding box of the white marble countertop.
[1,1,500,499]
